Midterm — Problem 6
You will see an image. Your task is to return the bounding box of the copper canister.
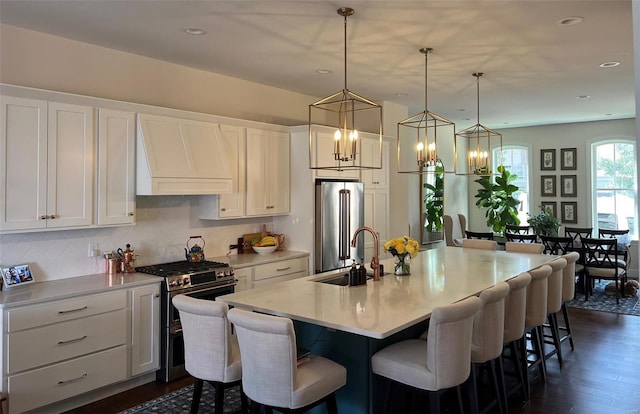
[106,257,121,274]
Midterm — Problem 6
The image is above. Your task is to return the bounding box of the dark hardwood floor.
[66,308,640,414]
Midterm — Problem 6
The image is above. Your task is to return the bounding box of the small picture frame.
[541,149,556,171]
[541,175,556,197]
[540,201,557,218]
[1,264,35,289]
[561,175,577,197]
[561,202,578,224]
[561,148,577,170]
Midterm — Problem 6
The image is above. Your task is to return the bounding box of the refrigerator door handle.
[339,189,351,260]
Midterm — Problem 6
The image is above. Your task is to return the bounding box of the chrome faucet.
[350,226,381,281]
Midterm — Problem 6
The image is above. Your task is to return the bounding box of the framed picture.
[540,201,557,218]
[541,149,556,171]
[561,148,577,170]
[561,175,577,197]
[561,202,578,224]
[1,264,35,289]
[541,175,556,197]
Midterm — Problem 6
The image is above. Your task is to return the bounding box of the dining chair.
[505,241,544,254]
[502,272,532,402]
[598,229,631,270]
[582,237,628,304]
[466,231,495,240]
[463,239,498,250]
[505,233,538,243]
[564,227,592,244]
[227,308,346,414]
[469,282,510,414]
[523,265,552,394]
[543,258,568,367]
[444,215,464,247]
[540,235,573,255]
[559,252,580,352]
[505,225,531,235]
[371,296,482,414]
[172,295,247,414]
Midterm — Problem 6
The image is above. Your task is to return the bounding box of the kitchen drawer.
[253,257,308,281]
[7,309,127,374]
[7,289,127,332]
[7,345,127,414]
[252,271,307,288]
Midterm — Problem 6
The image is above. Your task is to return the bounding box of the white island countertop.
[218,246,556,339]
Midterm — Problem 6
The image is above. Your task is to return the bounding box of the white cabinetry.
[245,128,290,216]
[97,108,136,226]
[251,256,308,288]
[362,139,390,260]
[0,97,94,232]
[233,267,252,292]
[361,138,389,189]
[130,284,160,377]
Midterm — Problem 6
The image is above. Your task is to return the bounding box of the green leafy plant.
[423,165,444,232]
[474,165,521,235]
[527,207,561,236]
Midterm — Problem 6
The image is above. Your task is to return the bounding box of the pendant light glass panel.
[397,48,455,174]
[308,7,383,171]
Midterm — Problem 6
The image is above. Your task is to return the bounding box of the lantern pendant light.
[397,48,455,174]
[308,7,383,171]
[455,72,503,176]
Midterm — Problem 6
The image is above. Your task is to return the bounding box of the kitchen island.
[218,247,556,413]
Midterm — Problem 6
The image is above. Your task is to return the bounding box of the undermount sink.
[315,272,390,286]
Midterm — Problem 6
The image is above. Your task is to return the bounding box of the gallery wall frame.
[561,148,577,170]
[561,202,578,224]
[540,201,557,218]
[541,175,556,197]
[541,149,556,170]
[561,175,577,197]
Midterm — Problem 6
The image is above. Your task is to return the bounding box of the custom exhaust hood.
[136,113,232,195]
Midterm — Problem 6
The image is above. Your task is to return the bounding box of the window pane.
[494,146,529,223]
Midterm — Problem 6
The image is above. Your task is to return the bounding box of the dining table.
[217,246,556,414]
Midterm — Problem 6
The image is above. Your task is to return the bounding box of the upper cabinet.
[361,138,389,189]
[97,109,136,226]
[245,128,290,216]
[1,97,94,232]
[136,114,232,195]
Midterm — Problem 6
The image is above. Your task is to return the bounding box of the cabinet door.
[267,131,290,214]
[233,267,252,291]
[361,137,388,189]
[47,102,94,228]
[217,125,246,218]
[312,130,360,180]
[131,284,160,377]
[0,96,48,231]
[97,109,135,226]
[364,188,390,260]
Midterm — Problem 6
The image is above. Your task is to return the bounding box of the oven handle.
[170,281,237,296]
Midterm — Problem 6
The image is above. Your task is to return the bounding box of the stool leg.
[561,303,574,350]
[191,379,203,414]
[469,363,479,414]
[326,393,338,414]
[213,382,225,414]
[519,336,530,401]
[496,356,508,414]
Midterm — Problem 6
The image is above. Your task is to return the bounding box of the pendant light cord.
[343,11,348,91]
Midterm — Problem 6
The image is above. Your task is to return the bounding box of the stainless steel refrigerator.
[315,180,364,273]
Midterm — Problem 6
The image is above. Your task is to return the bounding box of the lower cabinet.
[2,283,160,414]
[236,255,309,289]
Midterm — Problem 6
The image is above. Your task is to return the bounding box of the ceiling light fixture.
[455,73,502,176]
[308,7,383,171]
[599,61,620,68]
[182,27,207,35]
[397,48,455,174]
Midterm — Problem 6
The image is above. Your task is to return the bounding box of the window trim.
[493,144,532,219]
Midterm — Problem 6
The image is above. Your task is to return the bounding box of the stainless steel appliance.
[135,260,235,382]
[315,180,364,273]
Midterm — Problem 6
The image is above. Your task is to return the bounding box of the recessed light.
[557,16,584,26]
[463,118,471,121]
[183,27,207,35]
[316,69,333,74]
[600,61,620,68]
[458,108,466,112]
[576,95,590,99]
[395,92,408,97]
[605,113,613,116]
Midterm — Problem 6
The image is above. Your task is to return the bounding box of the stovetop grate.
[135,260,230,277]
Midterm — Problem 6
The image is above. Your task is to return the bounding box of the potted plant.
[423,165,444,242]
[528,206,561,236]
[474,165,521,236]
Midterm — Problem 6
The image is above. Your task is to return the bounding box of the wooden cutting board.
[241,232,262,253]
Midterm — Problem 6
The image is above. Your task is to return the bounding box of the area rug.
[567,280,640,316]
[119,383,242,414]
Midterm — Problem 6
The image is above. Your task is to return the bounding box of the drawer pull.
[58,305,88,314]
[276,266,291,272]
[58,373,87,385]
[57,335,87,345]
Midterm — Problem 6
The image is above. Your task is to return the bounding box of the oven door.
[169,282,235,327]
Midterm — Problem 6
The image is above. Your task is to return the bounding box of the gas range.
[135,260,234,291]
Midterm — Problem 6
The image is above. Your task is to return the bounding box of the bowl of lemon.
[252,236,278,254]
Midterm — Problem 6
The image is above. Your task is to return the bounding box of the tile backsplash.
[0,196,274,281]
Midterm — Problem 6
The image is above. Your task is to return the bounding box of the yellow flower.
[384,235,419,259]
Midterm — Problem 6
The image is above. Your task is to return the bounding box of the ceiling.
[0,0,635,129]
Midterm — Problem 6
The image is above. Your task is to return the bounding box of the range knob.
[169,280,178,287]
[182,277,190,286]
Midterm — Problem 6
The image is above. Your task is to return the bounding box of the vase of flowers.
[383,236,420,275]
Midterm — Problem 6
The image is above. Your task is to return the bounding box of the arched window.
[493,146,530,223]
[592,140,637,237]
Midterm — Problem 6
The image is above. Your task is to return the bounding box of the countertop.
[218,247,556,339]
[209,250,309,268]
[0,273,160,308]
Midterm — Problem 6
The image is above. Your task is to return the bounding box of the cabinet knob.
[50,214,56,219]
[128,212,134,216]
[40,215,48,220]
[221,208,226,212]
[154,294,160,298]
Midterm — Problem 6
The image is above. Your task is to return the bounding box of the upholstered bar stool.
[172,295,247,414]
[469,282,510,414]
[559,252,580,351]
[463,239,498,250]
[543,258,567,367]
[502,272,532,402]
[505,242,544,254]
[227,308,346,414]
[523,265,552,395]
[372,296,482,414]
